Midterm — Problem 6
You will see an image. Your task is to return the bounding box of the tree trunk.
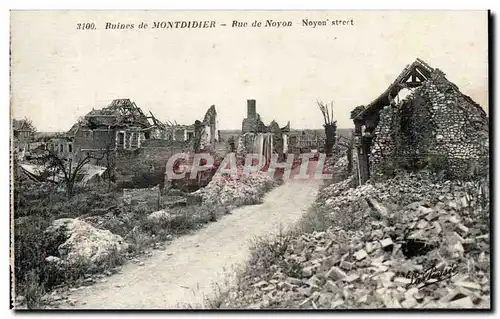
[324,124,337,155]
[66,182,74,198]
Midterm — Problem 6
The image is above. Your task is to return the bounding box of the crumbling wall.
[114,145,186,189]
[236,132,273,161]
[141,139,187,148]
[422,70,489,178]
[370,105,397,178]
[370,69,488,180]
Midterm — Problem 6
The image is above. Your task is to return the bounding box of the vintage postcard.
[10,10,490,310]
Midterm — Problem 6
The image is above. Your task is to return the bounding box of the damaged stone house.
[13,119,35,142]
[49,99,168,161]
[13,118,36,151]
[12,118,46,161]
[238,99,290,160]
[351,58,489,185]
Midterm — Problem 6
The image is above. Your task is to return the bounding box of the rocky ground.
[216,171,490,309]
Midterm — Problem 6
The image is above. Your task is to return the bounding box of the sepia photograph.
[9,10,490,310]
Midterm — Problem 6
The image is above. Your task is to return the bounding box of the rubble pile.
[44,218,129,267]
[324,155,350,184]
[331,155,348,173]
[220,173,490,309]
[200,166,279,207]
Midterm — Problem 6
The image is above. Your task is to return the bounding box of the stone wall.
[242,118,259,133]
[369,69,489,180]
[370,105,397,178]
[236,132,274,161]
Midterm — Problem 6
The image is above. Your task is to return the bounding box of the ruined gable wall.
[421,70,489,177]
[369,69,488,180]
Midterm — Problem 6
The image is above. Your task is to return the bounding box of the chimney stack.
[247,99,256,119]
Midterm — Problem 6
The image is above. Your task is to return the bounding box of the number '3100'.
[76,23,96,30]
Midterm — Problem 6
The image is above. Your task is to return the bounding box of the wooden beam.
[415,65,431,79]
[401,72,412,84]
[405,81,423,88]
[414,68,428,81]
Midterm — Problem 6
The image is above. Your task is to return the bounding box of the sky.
[10,10,488,132]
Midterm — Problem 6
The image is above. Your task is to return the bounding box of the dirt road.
[62,180,320,309]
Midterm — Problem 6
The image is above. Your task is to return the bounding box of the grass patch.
[296,203,333,234]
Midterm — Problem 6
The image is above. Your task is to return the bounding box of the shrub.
[280,258,302,278]
[245,238,280,279]
[265,228,292,260]
[14,185,120,220]
[14,216,71,307]
[14,217,52,292]
[297,204,333,234]
[22,270,45,309]
[245,227,293,279]
[126,226,154,255]
[428,154,452,180]
[14,211,127,308]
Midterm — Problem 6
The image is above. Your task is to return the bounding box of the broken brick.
[365,242,375,253]
[326,266,347,280]
[456,223,469,235]
[354,249,368,261]
[340,260,354,271]
[416,219,429,229]
[380,238,394,249]
[343,274,360,283]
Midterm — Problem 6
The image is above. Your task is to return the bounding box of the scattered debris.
[218,172,490,309]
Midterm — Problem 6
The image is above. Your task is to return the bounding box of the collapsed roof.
[13,119,35,132]
[84,99,151,129]
[67,99,164,136]
[352,58,434,122]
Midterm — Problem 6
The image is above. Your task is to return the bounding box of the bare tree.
[317,100,338,155]
[101,144,116,190]
[44,151,103,198]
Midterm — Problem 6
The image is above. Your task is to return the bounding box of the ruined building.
[193,105,219,152]
[49,99,220,161]
[13,118,36,151]
[12,119,35,143]
[238,99,290,160]
[12,118,38,160]
[242,99,268,134]
[351,58,489,185]
[50,99,166,160]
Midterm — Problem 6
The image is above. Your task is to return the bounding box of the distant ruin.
[46,99,218,162]
[351,58,489,185]
[47,99,160,161]
[237,99,290,160]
